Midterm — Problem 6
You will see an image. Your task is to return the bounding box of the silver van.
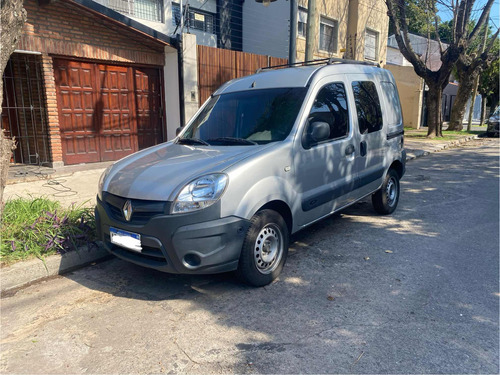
[95,60,406,286]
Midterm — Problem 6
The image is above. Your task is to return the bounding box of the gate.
[1,53,50,165]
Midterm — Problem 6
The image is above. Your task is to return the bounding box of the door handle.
[345,144,355,155]
[360,141,367,157]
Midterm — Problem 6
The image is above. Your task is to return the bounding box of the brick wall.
[41,54,63,165]
[18,0,165,66]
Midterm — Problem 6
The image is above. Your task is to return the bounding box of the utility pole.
[289,0,297,64]
[467,11,490,131]
[305,0,317,61]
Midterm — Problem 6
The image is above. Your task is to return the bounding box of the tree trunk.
[0,0,27,215]
[426,85,444,137]
[448,71,477,131]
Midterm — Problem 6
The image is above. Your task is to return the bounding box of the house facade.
[242,0,388,65]
[1,0,181,167]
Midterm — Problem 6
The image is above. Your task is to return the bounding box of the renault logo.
[122,200,133,221]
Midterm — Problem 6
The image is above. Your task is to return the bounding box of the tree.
[448,19,499,131]
[385,0,495,137]
[478,58,499,121]
[0,0,26,214]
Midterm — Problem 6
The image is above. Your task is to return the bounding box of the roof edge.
[62,0,178,49]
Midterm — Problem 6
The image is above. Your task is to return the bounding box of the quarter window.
[381,81,402,126]
[307,83,349,141]
[352,81,383,134]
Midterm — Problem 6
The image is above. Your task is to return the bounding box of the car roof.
[213,63,388,95]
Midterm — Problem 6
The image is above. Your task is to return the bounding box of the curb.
[0,134,480,294]
[0,243,110,294]
[405,135,478,161]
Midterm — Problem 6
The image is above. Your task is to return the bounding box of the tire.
[372,169,400,215]
[236,209,289,287]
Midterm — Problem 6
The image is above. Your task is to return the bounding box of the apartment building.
[242,0,389,65]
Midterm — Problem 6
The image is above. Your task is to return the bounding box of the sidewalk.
[3,130,483,207]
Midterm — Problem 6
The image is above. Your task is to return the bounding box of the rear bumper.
[95,197,250,274]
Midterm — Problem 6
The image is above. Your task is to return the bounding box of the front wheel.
[236,209,289,287]
[372,169,400,215]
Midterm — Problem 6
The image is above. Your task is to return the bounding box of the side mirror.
[176,126,182,136]
[302,121,330,149]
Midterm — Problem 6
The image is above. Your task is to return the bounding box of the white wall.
[182,33,200,124]
[242,1,289,58]
[164,46,182,140]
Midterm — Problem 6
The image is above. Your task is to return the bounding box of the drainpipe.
[177,34,186,127]
[289,0,297,64]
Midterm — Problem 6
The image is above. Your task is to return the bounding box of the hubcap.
[386,177,397,206]
[254,224,283,274]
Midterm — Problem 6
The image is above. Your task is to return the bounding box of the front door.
[293,78,357,227]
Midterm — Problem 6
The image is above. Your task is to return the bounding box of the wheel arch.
[389,159,404,179]
[257,200,293,234]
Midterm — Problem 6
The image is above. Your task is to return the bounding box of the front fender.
[224,175,298,222]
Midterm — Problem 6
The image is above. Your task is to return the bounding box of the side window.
[308,82,349,141]
[380,81,402,126]
[352,81,383,134]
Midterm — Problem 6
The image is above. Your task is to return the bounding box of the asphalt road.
[1,139,499,374]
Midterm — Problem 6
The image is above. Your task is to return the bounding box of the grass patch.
[404,129,482,141]
[1,197,96,265]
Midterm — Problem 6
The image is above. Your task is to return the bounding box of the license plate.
[110,227,142,252]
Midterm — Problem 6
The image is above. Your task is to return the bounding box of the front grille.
[103,192,169,224]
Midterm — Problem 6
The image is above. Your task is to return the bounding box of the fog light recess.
[183,253,201,269]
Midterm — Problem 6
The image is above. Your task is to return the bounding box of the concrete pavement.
[1,138,498,374]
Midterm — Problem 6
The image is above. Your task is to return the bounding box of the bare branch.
[469,0,495,42]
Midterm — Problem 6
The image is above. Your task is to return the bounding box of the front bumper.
[95,195,251,274]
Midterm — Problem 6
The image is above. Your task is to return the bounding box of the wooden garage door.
[53,59,164,165]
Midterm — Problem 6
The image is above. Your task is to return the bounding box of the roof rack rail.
[255,57,380,73]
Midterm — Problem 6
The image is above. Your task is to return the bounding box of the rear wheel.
[237,209,289,287]
[372,169,400,215]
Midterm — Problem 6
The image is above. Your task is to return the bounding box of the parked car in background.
[95,59,406,286]
[486,106,499,137]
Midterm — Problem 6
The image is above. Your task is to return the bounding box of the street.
[1,138,498,374]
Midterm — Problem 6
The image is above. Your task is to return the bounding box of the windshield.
[179,88,307,145]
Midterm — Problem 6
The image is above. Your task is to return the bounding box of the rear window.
[352,81,383,134]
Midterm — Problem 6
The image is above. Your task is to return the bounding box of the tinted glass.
[307,82,349,141]
[381,81,402,126]
[352,81,383,134]
[181,88,308,144]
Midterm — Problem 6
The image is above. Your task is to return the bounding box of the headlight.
[172,173,228,214]
[97,165,113,201]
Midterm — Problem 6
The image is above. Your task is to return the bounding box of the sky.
[437,0,500,29]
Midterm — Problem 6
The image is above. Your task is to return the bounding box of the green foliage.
[479,58,499,107]
[0,197,96,265]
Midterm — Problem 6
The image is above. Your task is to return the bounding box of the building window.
[172,3,215,34]
[364,29,379,61]
[104,0,163,22]
[298,7,307,37]
[319,16,338,53]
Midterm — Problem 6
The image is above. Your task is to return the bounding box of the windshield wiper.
[177,138,210,146]
[207,137,257,145]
